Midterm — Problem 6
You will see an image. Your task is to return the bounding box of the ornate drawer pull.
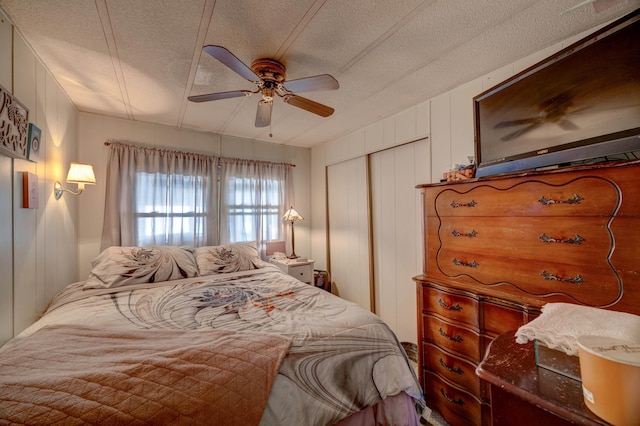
[539,233,585,244]
[541,270,585,285]
[451,229,478,238]
[450,200,477,208]
[440,388,464,406]
[452,258,478,268]
[438,299,462,311]
[439,358,463,375]
[538,194,584,205]
[439,328,463,343]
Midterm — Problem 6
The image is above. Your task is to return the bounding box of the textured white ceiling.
[0,0,638,148]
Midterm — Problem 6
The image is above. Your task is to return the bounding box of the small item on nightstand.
[534,340,581,380]
[516,303,640,381]
[577,335,640,426]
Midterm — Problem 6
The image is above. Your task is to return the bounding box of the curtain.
[101,142,295,254]
[101,142,219,250]
[219,158,293,251]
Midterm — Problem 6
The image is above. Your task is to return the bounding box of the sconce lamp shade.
[54,162,96,200]
[282,207,303,222]
[66,162,96,190]
[282,206,303,259]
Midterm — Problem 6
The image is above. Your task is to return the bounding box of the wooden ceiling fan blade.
[188,90,252,103]
[559,119,579,131]
[501,123,541,141]
[203,45,259,81]
[283,95,334,117]
[255,100,272,127]
[560,0,619,15]
[592,0,620,13]
[494,117,540,128]
[282,74,339,93]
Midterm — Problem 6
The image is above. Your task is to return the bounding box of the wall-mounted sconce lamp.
[54,162,96,199]
[282,206,303,259]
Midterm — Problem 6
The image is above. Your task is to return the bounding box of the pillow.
[195,242,262,275]
[84,246,199,289]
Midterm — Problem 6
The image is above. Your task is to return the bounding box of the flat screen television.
[474,9,640,178]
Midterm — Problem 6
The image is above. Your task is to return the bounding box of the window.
[219,159,291,246]
[224,176,283,243]
[134,172,209,246]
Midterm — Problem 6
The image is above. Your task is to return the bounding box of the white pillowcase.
[84,246,199,289]
[194,242,262,275]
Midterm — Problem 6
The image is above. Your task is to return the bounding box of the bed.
[0,244,424,425]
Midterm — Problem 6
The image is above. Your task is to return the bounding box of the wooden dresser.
[414,160,640,426]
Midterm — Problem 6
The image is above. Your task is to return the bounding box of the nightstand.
[270,258,314,284]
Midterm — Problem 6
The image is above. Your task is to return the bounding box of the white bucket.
[577,335,640,426]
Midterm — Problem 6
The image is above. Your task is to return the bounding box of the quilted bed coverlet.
[0,324,291,425]
[1,265,423,425]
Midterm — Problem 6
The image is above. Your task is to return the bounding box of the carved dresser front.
[414,160,640,426]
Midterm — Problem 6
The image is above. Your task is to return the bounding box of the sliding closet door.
[327,157,371,311]
[370,139,429,344]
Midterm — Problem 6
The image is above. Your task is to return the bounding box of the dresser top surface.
[476,331,608,425]
[416,158,640,189]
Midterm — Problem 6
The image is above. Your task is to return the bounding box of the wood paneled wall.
[0,11,80,346]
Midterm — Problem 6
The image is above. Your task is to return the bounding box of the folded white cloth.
[515,303,640,356]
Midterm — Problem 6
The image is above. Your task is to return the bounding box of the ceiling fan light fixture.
[262,86,275,102]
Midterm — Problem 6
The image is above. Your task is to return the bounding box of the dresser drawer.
[423,370,482,426]
[482,301,531,336]
[422,342,481,397]
[433,216,613,267]
[610,217,640,273]
[421,286,478,327]
[432,177,619,218]
[433,249,622,307]
[422,315,481,361]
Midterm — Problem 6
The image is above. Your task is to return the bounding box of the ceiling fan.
[188,45,339,128]
[494,92,584,141]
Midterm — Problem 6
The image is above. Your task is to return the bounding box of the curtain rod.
[103,141,295,167]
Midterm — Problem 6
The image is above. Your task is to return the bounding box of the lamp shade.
[66,162,96,184]
[282,206,303,221]
[66,162,96,189]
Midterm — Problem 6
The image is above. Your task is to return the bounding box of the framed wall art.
[0,83,29,159]
[22,171,38,209]
[27,123,41,162]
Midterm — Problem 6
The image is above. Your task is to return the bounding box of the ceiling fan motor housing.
[251,58,286,82]
[251,58,287,102]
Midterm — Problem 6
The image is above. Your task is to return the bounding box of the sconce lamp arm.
[54,181,84,200]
